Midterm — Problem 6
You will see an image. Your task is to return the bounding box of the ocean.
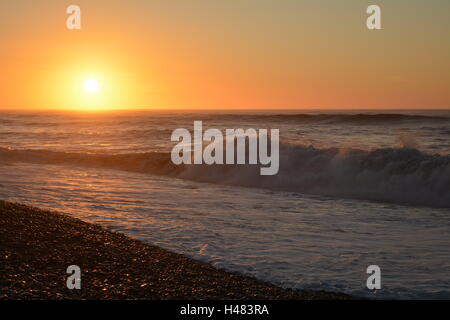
[0,109,449,299]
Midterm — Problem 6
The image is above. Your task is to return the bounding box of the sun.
[84,79,100,93]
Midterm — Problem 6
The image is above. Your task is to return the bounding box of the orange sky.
[1,0,449,111]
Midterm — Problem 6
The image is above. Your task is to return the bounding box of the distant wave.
[1,144,449,208]
[1,113,448,129]
[211,113,450,125]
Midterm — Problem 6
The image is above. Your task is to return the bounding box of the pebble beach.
[0,201,353,300]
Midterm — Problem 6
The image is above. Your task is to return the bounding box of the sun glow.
[46,66,133,111]
[84,79,100,93]
[56,71,113,111]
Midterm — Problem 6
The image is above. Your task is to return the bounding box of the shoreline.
[0,200,354,300]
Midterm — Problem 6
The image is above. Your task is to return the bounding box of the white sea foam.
[1,142,449,207]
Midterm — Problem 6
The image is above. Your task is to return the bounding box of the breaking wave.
[1,143,449,208]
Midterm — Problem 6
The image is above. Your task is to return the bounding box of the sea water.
[0,110,449,299]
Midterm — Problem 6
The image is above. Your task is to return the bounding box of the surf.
[1,142,449,208]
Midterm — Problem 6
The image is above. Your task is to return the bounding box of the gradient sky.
[1,0,449,110]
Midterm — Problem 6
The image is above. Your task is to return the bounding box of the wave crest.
[1,143,449,208]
